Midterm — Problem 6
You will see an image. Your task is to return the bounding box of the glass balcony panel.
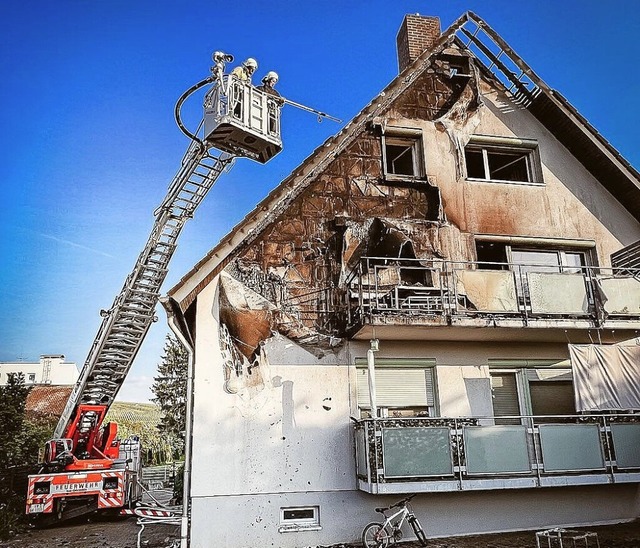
[463,425,531,474]
[346,257,640,328]
[382,427,453,477]
[599,277,640,315]
[539,424,604,472]
[355,428,368,476]
[611,423,640,469]
[455,270,519,313]
[527,273,589,315]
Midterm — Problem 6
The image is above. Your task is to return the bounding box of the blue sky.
[1,1,638,402]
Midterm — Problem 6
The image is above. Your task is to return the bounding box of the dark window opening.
[487,151,529,181]
[476,241,508,269]
[383,134,423,178]
[283,509,315,521]
[465,140,539,183]
[386,143,415,176]
[465,149,485,179]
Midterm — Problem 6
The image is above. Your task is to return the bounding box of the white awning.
[569,343,640,412]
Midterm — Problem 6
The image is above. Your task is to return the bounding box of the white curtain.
[569,343,640,411]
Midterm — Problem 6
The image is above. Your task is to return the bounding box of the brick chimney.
[396,14,441,73]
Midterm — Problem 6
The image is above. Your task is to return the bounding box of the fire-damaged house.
[165,12,640,548]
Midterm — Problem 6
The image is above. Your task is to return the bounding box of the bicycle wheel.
[362,522,391,548]
[409,516,428,546]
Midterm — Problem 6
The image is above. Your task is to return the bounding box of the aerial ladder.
[25,52,289,524]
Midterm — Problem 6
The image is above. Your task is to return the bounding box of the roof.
[25,385,73,419]
[168,11,640,311]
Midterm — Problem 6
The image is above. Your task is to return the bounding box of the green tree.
[0,373,31,468]
[151,334,188,460]
[0,373,39,539]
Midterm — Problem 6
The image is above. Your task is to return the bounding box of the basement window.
[464,135,542,185]
[279,506,321,533]
[382,129,424,179]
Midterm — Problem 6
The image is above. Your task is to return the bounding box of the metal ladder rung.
[56,140,235,439]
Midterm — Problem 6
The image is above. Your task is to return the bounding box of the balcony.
[354,414,640,494]
[345,258,640,340]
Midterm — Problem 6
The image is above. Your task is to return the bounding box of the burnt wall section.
[218,49,481,359]
[387,52,480,124]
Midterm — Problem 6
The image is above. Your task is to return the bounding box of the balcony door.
[490,361,575,425]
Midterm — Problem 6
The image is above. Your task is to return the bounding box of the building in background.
[166,12,640,548]
[0,355,79,386]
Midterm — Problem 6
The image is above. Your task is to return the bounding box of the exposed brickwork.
[396,14,441,73]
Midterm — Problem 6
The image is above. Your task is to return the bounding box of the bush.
[173,463,184,505]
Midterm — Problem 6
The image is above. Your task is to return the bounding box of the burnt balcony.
[345,258,640,340]
[354,414,640,494]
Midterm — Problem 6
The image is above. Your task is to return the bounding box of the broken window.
[474,240,592,309]
[382,129,424,179]
[490,360,575,425]
[464,135,541,184]
[475,240,592,273]
[356,358,437,418]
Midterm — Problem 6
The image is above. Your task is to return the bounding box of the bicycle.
[362,494,428,547]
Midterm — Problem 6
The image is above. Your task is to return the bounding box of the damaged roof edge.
[167,13,469,308]
[168,11,640,310]
[463,12,640,208]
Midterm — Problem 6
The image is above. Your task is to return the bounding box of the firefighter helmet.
[263,71,279,84]
[243,58,258,72]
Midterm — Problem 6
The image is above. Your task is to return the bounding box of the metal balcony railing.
[354,413,640,494]
[345,257,640,328]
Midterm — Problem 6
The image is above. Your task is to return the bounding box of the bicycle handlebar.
[389,493,416,510]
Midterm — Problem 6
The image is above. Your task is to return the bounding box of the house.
[0,355,78,386]
[165,12,640,548]
[25,384,74,421]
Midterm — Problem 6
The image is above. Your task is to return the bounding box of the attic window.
[382,129,424,179]
[464,136,542,185]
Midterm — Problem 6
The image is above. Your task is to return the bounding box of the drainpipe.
[368,339,379,418]
[160,297,195,548]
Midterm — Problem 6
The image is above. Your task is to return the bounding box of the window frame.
[464,135,543,185]
[475,238,597,272]
[381,128,425,180]
[489,359,574,425]
[355,358,438,418]
[279,506,321,533]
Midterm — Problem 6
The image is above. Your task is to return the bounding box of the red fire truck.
[26,50,284,524]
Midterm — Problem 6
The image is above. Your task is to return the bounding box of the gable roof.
[25,385,73,420]
[168,11,640,310]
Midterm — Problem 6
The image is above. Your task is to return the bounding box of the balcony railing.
[354,414,640,494]
[345,258,640,328]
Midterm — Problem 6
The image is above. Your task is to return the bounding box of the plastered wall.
[188,281,640,546]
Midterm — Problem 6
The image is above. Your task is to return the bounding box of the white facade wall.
[187,278,640,547]
[0,355,78,386]
[182,26,640,548]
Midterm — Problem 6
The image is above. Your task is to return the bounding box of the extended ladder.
[55,141,235,438]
